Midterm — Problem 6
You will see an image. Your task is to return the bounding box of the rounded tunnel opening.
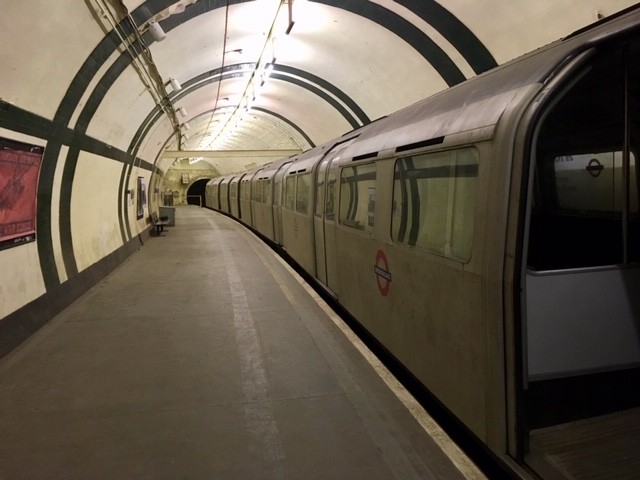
[186,178,210,207]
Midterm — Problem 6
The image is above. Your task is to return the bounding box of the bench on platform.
[150,212,170,235]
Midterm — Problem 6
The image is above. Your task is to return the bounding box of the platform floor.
[0,206,482,479]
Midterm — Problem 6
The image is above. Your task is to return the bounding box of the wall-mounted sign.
[137,177,146,220]
[0,138,44,251]
[181,172,189,184]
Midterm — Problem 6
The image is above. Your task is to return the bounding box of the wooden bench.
[150,212,170,235]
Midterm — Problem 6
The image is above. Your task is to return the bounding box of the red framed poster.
[0,138,44,251]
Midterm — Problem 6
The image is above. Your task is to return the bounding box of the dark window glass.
[339,164,376,232]
[529,44,640,269]
[391,148,478,262]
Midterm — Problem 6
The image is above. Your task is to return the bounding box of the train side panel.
[239,171,256,226]
[212,178,222,210]
[331,140,500,443]
[280,168,316,275]
[272,162,290,245]
[252,172,276,241]
[204,179,215,209]
[219,176,232,213]
[229,175,242,218]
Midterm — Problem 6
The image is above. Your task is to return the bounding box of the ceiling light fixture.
[92,0,182,147]
[148,21,166,42]
[168,77,182,91]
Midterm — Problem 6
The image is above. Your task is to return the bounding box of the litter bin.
[159,206,175,226]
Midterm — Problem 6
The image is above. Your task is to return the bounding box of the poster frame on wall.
[0,137,44,251]
[137,176,146,220]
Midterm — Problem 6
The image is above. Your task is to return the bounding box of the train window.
[241,180,251,201]
[392,148,478,262]
[339,164,376,231]
[553,152,638,213]
[252,180,262,203]
[296,173,311,214]
[284,175,296,210]
[529,41,640,269]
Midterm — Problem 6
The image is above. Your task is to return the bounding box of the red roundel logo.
[374,249,392,297]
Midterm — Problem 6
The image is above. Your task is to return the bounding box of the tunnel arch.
[186,178,211,207]
[40,0,495,284]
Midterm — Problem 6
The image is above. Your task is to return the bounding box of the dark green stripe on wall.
[0,100,153,290]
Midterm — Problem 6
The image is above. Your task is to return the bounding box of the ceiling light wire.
[201,0,231,147]
[118,1,183,145]
[209,1,286,150]
[92,0,182,147]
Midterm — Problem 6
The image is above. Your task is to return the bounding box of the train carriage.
[239,168,259,227]
[205,177,223,211]
[218,176,233,213]
[312,135,361,296]
[204,179,215,211]
[250,159,289,242]
[279,150,326,275]
[272,158,292,245]
[228,174,244,218]
[204,8,640,477]
[330,106,510,451]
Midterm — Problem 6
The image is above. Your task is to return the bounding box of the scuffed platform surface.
[0,206,476,479]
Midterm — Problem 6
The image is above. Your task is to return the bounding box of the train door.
[250,169,265,229]
[240,172,255,226]
[216,178,222,210]
[272,161,291,245]
[314,140,356,293]
[314,158,329,284]
[229,176,240,217]
[220,178,230,212]
[521,40,640,477]
[322,155,341,292]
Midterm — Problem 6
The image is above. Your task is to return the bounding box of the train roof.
[284,139,336,174]
[255,157,293,179]
[218,175,238,185]
[336,5,640,162]
[239,164,265,181]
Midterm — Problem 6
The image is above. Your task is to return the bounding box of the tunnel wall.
[0,118,156,357]
[0,131,156,357]
[0,2,162,357]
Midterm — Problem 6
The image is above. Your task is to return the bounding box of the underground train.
[204,7,640,478]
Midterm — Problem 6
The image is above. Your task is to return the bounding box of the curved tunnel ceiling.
[2,0,637,180]
[127,0,494,174]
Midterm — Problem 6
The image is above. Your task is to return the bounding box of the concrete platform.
[0,206,482,479]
